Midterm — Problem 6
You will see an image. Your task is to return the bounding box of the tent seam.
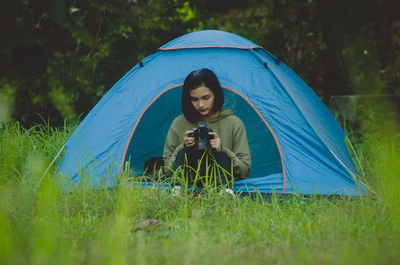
[258,49,360,186]
[159,45,261,51]
[118,84,183,178]
[221,85,287,194]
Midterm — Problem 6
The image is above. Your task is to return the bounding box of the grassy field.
[0,119,399,265]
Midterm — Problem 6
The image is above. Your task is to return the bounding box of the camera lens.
[193,122,212,150]
[197,138,208,150]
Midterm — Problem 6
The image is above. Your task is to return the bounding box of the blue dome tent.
[56,30,366,195]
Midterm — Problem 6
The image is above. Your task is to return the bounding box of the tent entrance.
[124,85,283,179]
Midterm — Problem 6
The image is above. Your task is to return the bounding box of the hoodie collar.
[203,109,234,124]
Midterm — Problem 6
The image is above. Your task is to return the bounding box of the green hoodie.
[163,109,251,179]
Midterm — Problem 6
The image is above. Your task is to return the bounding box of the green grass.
[0,120,399,265]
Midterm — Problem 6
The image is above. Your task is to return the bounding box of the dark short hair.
[182,68,224,123]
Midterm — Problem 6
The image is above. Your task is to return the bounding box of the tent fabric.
[56,30,365,196]
[160,30,260,49]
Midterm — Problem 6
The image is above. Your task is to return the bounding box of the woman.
[163,68,251,185]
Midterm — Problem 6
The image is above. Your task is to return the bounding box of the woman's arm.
[163,125,184,170]
[220,120,251,179]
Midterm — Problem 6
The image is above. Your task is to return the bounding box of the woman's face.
[189,85,215,118]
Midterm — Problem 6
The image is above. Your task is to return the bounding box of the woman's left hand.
[209,132,222,152]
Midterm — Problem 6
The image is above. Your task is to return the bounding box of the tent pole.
[344,136,379,197]
[36,144,65,189]
[345,136,366,177]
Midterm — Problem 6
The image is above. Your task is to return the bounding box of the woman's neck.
[200,110,220,121]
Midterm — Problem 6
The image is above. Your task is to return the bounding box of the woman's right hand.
[184,130,195,148]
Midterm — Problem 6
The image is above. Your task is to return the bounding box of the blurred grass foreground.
[0,103,399,265]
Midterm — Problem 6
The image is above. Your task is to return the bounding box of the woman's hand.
[209,132,222,152]
[184,130,195,148]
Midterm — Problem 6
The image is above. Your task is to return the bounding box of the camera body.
[189,121,214,150]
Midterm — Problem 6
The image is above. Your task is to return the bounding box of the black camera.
[189,121,214,150]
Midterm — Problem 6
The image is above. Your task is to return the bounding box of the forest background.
[1,0,399,127]
[1,2,400,265]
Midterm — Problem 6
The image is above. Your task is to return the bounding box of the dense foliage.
[1,2,399,263]
[1,0,399,126]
